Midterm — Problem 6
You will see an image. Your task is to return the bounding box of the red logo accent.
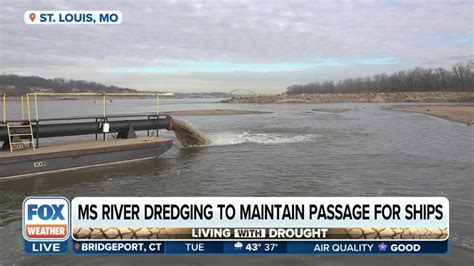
[25,224,68,239]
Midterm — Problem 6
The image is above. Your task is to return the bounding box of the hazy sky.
[0,0,472,94]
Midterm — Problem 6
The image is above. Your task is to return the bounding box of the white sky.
[0,0,472,94]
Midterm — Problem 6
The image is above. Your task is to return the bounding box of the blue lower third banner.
[72,240,448,255]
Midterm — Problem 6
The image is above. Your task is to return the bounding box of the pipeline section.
[0,117,172,140]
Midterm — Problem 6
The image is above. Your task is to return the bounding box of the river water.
[0,99,472,265]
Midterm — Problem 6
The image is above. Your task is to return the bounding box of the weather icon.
[234,242,243,250]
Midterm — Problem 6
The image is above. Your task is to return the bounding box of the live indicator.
[24,240,68,254]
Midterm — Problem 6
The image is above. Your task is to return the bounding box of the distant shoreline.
[3,96,226,101]
[220,91,474,104]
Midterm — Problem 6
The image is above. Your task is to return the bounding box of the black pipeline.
[0,117,172,140]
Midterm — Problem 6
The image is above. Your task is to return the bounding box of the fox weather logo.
[23,197,70,254]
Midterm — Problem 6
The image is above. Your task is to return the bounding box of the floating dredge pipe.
[0,117,172,140]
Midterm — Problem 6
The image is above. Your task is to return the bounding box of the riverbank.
[221,91,474,104]
[393,105,474,124]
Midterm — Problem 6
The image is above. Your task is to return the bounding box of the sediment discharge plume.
[170,118,211,147]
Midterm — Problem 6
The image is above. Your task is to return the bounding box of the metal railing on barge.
[1,93,5,124]
[21,92,173,122]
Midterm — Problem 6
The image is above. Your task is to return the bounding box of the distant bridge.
[228,89,257,104]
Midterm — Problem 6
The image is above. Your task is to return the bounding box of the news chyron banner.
[23,197,449,255]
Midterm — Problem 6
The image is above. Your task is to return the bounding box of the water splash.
[170,118,315,147]
[209,132,316,146]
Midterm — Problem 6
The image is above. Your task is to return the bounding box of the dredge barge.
[0,92,174,179]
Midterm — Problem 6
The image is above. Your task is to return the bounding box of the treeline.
[286,61,474,94]
[0,74,137,96]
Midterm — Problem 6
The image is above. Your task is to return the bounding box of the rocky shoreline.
[220,91,474,104]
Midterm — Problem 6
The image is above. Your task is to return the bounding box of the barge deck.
[0,137,172,180]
